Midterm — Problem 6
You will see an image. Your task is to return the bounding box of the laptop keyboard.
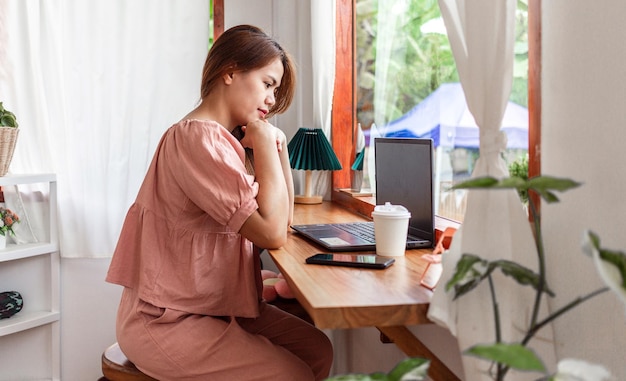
[331,222,376,243]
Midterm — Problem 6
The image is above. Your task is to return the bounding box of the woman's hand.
[240,120,285,152]
[273,127,287,153]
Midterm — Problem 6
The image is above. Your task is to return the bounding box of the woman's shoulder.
[169,119,234,140]
[163,119,242,156]
[174,118,221,130]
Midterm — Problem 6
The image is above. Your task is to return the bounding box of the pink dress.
[106,120,332,380]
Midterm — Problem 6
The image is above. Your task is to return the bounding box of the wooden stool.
[101,342,158,381]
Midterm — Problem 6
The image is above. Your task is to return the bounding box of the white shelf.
[0,242,59,262]
[0,310,60,337]
[0,174,59,380]
[0,173,56,186]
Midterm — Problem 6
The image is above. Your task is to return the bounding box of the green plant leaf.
[0,114,17,127]
[324,358,429,381]
[387,358,429,381]
[583,231,626,296]
[586,230,601,249]
[585,231,626,290]
[450,177,499,190]
[464,343,546,372]
[445,254,491,299]
[450,274,488,300]
[445,254,486,291]
[450,175,582,204]
[598,247,626,290]
[534,189,560,203]
[446,255,557,300]
[527,176,581,203]
[490,259,555,297]
[527,176,581,192]
[493,176,527,190]
[0,102,18,127]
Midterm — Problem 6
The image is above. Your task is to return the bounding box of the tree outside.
[356,0,529,128]
[355,0,529,221]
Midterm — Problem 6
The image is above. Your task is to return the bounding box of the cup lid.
[371,202,411,218]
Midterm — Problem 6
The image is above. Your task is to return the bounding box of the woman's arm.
[278,136,294,226]
[239,120,289,249]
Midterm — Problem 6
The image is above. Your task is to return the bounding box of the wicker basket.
[0,127,19,176]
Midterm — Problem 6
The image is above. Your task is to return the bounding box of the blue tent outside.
[365,83,528,149]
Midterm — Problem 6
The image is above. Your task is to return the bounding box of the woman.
[106,25,333,380]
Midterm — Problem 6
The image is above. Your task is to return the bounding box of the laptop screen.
[374,138,435,244]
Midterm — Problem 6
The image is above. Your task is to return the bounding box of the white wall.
[61,258,120,380]
[542,1,626,378]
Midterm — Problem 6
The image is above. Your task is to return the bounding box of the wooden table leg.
[376,326,460,381]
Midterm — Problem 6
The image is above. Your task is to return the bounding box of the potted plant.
[0,102,20,176]
[0,103,18,128]
[0,206,20,248]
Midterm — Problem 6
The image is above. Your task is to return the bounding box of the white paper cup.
[371,202,411,257]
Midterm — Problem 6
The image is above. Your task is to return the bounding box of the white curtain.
[372,0,409,132]
[309,0,336,199]
[364,0,411,195]
[427,1,557,379]
[0,0,210,257]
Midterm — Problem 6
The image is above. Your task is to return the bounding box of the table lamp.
[351,148,365,171]
[350,148,365,192]
[288,127,342,204]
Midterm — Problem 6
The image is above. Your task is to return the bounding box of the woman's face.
[225,58,284,127]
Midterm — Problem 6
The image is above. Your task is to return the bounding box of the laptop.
[290,137,435,252]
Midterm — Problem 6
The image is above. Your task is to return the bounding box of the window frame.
[330,0,542,220]
[214,0,224,37]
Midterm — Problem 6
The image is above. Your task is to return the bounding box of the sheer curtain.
[372,0,409,133]
[366,0,411,195]
[0,0,209,258]
[427,0,556,379]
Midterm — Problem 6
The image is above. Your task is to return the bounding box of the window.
[331,0,542,222]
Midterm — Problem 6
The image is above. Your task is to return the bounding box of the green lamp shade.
[288,128,342,171]
[351,149,365,171]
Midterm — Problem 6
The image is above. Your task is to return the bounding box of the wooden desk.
[268,202,459,381]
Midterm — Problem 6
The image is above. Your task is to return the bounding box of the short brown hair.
[200,25,296,117]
